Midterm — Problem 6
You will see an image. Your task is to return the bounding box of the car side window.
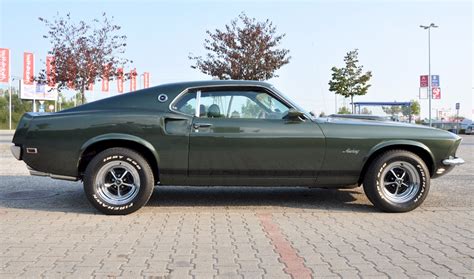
[174,92,197,115]
[199,90,289,119]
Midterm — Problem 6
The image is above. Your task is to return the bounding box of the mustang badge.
[342,148,360,155]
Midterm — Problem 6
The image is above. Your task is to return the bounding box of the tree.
[382,106,402,116]
[189,12,290,80]
[361,107,372,115]
[0,88,54,129]
[38,12,131,104]
[338,106,351,114]
[401,100,420,117]
[328,49,372,113]
[57,92,87,110]
[398,100,421,123]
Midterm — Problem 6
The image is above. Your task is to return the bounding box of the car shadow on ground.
[147,186,375,212]
[0,176,376,214]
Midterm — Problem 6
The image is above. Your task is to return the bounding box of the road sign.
[432,87,441,99]
[455,103,460,110]
[20,80,58,101]
[431,75,440,87]
[420,75,429,87]
[419,87,428,99]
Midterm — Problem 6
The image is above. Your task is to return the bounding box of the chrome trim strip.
[10,145,21,160]
[195,90,201,117]
[168,83,300,118]
[29,169,48,177]
[442,157,465,166]
[28,166,78,181]
[50,174,80,181]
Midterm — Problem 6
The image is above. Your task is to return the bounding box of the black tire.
[363,150,430,212]
[83,147,155,215]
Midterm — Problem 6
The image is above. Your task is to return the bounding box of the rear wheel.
[363,150,430,212]
[83,148,154,215]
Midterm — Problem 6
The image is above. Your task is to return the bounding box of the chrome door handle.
[193,123,213,129]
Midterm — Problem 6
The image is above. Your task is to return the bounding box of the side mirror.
[283,108,305,121]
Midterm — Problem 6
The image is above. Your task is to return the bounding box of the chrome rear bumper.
[10,145,21,160]
[442,157,465,166]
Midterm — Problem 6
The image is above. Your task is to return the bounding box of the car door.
[184,86,326,186]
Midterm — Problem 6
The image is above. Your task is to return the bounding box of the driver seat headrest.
[207,104,221,118]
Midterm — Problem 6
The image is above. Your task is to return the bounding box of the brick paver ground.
[1,131,473,278]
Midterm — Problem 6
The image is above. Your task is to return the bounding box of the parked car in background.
[465,124,474,135]
[10,80,464,215]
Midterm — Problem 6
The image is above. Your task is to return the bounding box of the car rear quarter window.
[173,92,197,115]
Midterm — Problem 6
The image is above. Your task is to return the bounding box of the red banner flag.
[86,60,95,91]
[23,52,34,85]
[0,48,10,83]
[117,68,124,93]
[46,55,55,86]
[130,69,137,92]
[143,72,150,88]
[87,80,94,91]
[101,65,109,92]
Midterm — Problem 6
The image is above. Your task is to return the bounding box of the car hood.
[316,117,460,140]
[320,117,432,129]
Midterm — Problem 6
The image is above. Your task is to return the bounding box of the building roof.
[353,102,412,106]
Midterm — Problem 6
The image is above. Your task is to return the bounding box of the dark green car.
[10,80,464,214]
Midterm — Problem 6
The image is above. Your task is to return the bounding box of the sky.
[0,0,472,119]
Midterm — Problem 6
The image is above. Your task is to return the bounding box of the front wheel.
[83,148,155,215]
[363,150,430,212]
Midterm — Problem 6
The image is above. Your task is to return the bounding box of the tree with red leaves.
[38,12,132,104]
[189,12,291,81]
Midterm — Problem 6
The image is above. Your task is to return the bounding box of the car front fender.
[365,140,436,172]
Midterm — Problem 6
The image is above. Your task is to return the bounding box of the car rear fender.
[78,133,160,175]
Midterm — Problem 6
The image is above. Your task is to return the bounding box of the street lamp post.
[8,78,12,130]
[8,76,21,130]
[420,23,438,127]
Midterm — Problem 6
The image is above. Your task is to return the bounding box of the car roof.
[159,80,273,90]
[60,80,275,113]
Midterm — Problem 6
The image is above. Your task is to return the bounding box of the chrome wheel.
[380,161,420,204]
[95,161,140,205]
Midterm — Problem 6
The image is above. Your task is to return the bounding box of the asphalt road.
[0,130,472,278]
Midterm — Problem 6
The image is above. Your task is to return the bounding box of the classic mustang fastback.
[10,80,464,214]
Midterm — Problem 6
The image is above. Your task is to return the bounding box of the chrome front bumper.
[10,145,21,160]
[442,156,465,166]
